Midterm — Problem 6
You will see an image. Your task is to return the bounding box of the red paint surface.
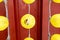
[42,0,48,40]
[8,0,17,40]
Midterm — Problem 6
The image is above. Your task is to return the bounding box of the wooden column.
[42,0,49,40]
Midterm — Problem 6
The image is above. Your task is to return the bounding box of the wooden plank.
[42,0,48,40]
[8,0,17,40]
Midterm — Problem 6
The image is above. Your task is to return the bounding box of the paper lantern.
[21,14,35,29]
[51,34,60,40]
[0,0,3,3]
[0,16,9,31]
[53,0,60,3]
[50,14,60,28]
[23,0,35,4]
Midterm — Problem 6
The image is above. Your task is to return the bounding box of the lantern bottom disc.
[53,0,60,3]
[23,0,35,4]
[24,37,34,40]
[21,14,35,29]
[0,0,3,3]
[51,34,60,40]
[0,16,9,31]
[50,14,60,28]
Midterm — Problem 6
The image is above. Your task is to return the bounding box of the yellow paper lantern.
[0,0,3,3]
[51,34,60,40]
[0,16,9,31]
[21,14,35,29]
[50,14,60,28]
[53,0,60,3]
[24,37,34,40]
[23,0,35,4]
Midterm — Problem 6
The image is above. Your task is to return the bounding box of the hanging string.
[4,0,10,40]
[48,0,52,40]
[28,4,31,38]
[28,29,30,37]
[28,4,30,14]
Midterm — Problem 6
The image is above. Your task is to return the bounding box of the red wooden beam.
[8,0,17,40]
[42,0,48,40]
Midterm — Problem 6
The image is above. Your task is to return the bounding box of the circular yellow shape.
[24,37,34,40]
[0,16,9,31]
[53,0,60,3]
[50,14,60,28]
[21,14,35,29]
[23,0,35,4]
[0,0,3,3]
[51,34,60,40]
